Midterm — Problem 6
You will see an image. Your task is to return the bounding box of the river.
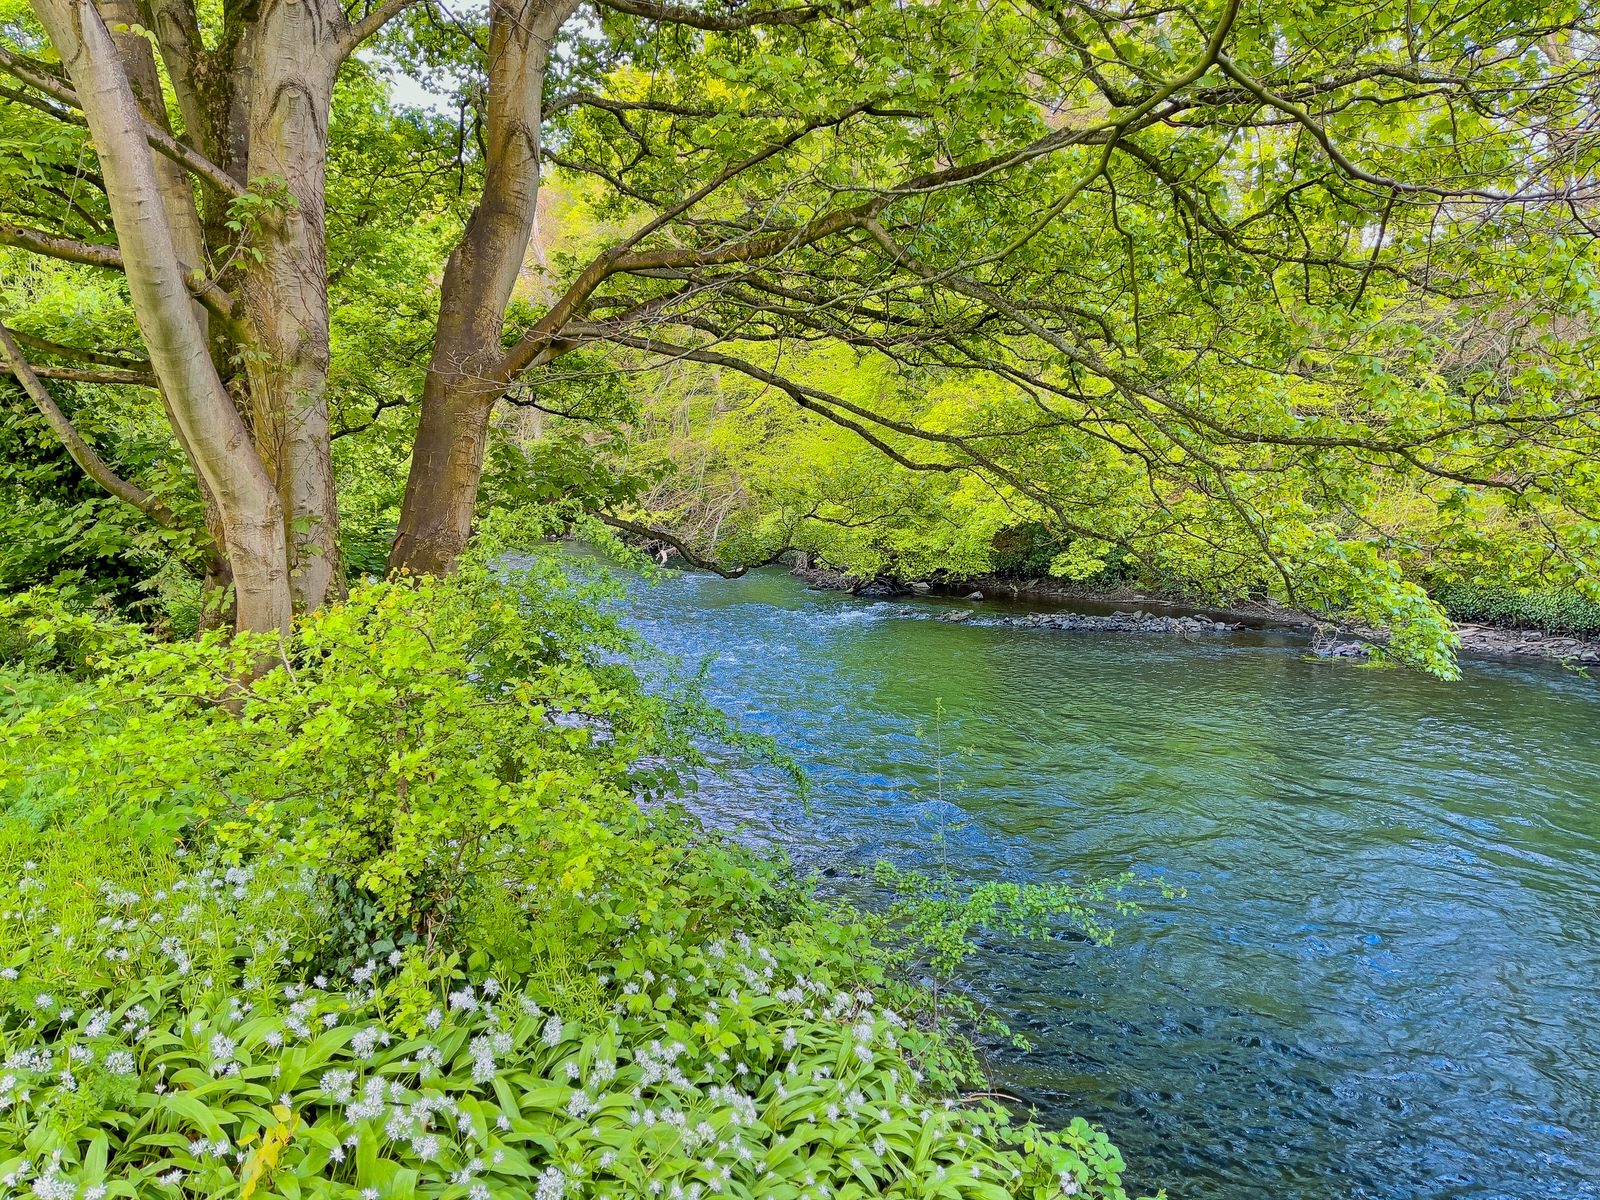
[609,563,1600,1200]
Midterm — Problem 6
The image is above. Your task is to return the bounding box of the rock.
[909,582,930,594]
[856,578,903,598]
[917,605,1249,638]
[964,591,984,601]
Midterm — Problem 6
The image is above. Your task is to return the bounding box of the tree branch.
[0,220,239,321]
[1214,53,1544,203]
[6,329,150,370]
[0,43,243,199]
[0,219,125,269]
[597,513,750,577]
[593,0,850,30]
[338,0,424,58]
[22,363,157,385]
[0,321,177,524]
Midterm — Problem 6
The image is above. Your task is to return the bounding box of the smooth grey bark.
[239,0,345,611]
[30,0,293,637]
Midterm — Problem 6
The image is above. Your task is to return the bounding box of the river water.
[611,564,1600,1200]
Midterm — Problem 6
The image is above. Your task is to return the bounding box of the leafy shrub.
[0,588,148,677]
[0,554,705,933]
[341,521,399,582]
[989,526,1132,588]
[1431,580,1600,637]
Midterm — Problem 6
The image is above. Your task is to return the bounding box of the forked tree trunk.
[388,0,578,575]
[31,0,293,637]
[130,0,341,612]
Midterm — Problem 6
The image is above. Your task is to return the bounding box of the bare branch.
[0,219,125,269]
[597,513,750,577]
[6,329,150,369]
[24,363,157,385]
[0,219,239,321]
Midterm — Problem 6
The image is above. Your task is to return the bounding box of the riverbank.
[790,567,1600,666]
[0,564,1141,1200]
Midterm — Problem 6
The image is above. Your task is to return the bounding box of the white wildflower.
[535,1166,567,1200]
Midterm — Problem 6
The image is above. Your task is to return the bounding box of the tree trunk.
[390,368,499,575]
[388,0,578,576]
[143,0,344,613]
[31,0,292,637]
[240,0,343,611]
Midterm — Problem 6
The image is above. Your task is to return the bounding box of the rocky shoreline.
[791,567,1600,667]
[933,607,1243,636]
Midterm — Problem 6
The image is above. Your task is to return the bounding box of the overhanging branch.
[598,512,750,577]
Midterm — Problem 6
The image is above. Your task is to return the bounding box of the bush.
[0,555,698,932]
[0,815,1133,1200]
[1431,580,1600,637]
[0,588,148,677]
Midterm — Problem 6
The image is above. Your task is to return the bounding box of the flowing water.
[613,564,1600,1200]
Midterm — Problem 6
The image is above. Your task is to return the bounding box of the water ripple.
[613,564,1600,1200]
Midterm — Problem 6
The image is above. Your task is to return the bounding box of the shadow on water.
[604,561,1600,1200]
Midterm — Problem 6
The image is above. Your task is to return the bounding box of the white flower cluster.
[1,859,1043,1200]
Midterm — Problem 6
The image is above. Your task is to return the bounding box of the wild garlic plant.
[1,844,1134,1200]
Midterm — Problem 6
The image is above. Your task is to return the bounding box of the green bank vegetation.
[1,541,1140,1199]
[3,0,1599,1194]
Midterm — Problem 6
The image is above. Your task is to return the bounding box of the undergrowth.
[0,548,1146,1200]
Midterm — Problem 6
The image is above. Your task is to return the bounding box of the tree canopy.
[2,0,1598,672]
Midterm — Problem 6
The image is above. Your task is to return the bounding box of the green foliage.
[0,376,201,612]
[0,822,1140,1200]
[10,0,1600,680]
[869,864,1141,982]
[225,177,301,265]
[0,570,1149,1200]
[501,0,1600,679]
[0,552,707,932]
[0,586,148,676]
[1432,581,1600,639]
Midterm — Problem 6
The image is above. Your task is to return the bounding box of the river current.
[609,563,1600,1200]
